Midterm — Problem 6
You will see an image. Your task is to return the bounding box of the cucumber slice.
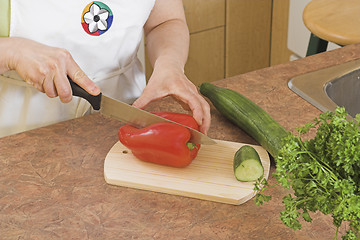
[234,145,264,182]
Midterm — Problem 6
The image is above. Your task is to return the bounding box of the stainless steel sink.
[288,59,360,118]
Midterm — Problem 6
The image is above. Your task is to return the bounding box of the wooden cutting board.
[104,139,270,205]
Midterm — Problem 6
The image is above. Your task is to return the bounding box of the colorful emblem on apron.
[81,2,113,36]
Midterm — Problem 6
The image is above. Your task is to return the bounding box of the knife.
[68,78,216,145]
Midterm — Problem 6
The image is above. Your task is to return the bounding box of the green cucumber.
[234,145,264,182]
[199,82,289,158]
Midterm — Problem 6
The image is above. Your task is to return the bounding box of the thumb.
[132,93,153,109]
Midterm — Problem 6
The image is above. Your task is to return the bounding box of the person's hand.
[4,37,100,102]
[132,59,211,134]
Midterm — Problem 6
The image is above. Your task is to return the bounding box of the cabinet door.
[183,0,225,33]
[271,0,293,66]
[145,0,225,85]
[226,0,272,77]
[185,27,225,86]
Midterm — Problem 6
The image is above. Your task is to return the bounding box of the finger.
[32,78,45,93]
[23,68,46,92]
[174,93,202,125]
[132,88,166,109]
[53,69,72,103]
[175,91,211,134]
[198,97,211,135]
[42,72,58,98]
[67,62,100,96]
[132,97,148,109]
[188,99,204,127]
[188,86,211,134]
[23,76,40,91]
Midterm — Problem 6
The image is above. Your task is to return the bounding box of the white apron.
[0,0,155,137]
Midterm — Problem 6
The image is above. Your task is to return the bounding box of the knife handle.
[68,77,102,110]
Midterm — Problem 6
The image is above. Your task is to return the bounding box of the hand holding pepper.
[118,112,201,168]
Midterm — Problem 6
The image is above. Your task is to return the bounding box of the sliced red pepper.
[118,112,201,168]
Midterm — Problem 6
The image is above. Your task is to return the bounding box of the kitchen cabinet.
[185,27,225,86]
[145,0,291,86]
[271,0,293,65]
[182,0,225,86]
[226,0,272,77]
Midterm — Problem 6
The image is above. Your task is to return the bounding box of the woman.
[0,0,211,137]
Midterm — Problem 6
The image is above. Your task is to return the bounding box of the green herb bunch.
[255,107,360,240]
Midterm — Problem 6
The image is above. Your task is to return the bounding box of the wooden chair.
[303,0,360,56]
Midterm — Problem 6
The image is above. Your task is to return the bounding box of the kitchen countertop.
[1,43,360,240]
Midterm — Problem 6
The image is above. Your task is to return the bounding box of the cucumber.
[234,145,264,182]
[199,82,289,158]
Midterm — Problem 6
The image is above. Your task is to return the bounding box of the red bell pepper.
[118,112,201,168]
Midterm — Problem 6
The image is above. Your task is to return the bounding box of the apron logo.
[81,2,113,36]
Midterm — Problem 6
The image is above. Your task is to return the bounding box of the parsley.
[255,107,360,240]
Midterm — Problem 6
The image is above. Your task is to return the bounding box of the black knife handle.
[68,76,102,110]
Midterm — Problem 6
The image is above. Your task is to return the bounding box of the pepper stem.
[186,142,198,150]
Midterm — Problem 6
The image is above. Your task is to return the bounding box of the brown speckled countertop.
[1,43,360,240]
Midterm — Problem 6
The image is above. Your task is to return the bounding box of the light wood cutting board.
[104,139,270,205]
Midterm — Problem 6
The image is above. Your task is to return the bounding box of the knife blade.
[68,78,216,145]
